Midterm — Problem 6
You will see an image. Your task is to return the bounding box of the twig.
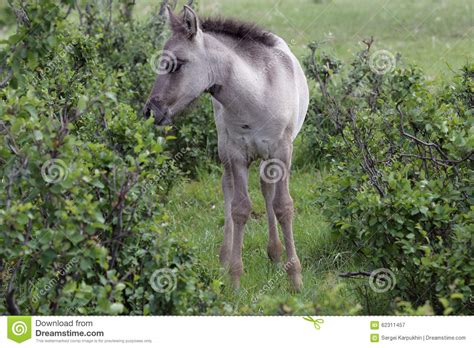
[396,103,450,161]
[339,271,372,278]
[362,36,374,51]
[0,67,12,88]
[76,0,83,26]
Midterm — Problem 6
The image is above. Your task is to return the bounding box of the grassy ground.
[137,0,473,80]
[164,164,364,313]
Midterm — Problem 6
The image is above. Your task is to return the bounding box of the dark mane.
[201,17,277,47]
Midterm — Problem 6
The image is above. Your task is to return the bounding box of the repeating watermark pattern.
[156,145,191,180]
[32,42,75,85]
[251,257,297,311]
[263,49,288,74]
[259,159,288,184]
[369,268,396,293]
[150,50,178,75]
[30,257,79,304]
[368,49,396,75]
[41,158,68,183]
[150,268,177,294]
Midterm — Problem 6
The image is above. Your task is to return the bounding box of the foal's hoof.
[289,273,303,292]
[231,277,241,290]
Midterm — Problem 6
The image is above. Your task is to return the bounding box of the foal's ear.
[166,5,183,33]
[182,5,200,38]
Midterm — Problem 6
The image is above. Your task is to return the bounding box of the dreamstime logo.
[259,159,288,184]
[150,50,178,75]
[41,159,68,183]
[150,268,177,294]
[369,50,396,75]
[12,321,28,336]
[7,316,32,343]
[369,268,396,293]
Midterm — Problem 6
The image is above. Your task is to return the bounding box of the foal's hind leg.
[219,165,234,268]
[259,176,282,262]
[272,145,303,291]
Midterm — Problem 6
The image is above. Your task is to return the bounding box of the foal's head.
[143,6,210,125]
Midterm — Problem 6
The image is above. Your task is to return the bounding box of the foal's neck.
[205,33,264,112]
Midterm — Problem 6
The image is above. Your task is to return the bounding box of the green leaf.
[62,281,77,294]
[109,303,124,315]
[419,206,429,215]
[77,95,89,113]
[33,130,43,140]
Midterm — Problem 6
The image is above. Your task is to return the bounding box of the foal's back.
[270,35,309,141]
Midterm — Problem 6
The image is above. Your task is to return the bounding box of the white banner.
[1,316,472,347]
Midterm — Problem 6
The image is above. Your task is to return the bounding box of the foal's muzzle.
[143,100,172,126]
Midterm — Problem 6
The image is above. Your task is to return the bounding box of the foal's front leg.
[219,165,233,267]
[228,155,251,289]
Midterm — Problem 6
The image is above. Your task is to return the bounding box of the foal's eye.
[172,62,183,73]
[170,59,186,74]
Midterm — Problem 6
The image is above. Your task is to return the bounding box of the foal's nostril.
[143,99,171,126]
[143,99,163,119]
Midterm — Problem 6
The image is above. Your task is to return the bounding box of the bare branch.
[362,36,374,51]
[339,271,372,278]
[396,103,449,161]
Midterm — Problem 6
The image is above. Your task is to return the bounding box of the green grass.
[164,165,363,313]
[137,0,473,80]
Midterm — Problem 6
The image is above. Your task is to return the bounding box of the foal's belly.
[227,128,283,161]
[212,98,294,162]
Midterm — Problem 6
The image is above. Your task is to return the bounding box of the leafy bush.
[0,0,223,315]
[164,96,219,178]
[302,40,473,314]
